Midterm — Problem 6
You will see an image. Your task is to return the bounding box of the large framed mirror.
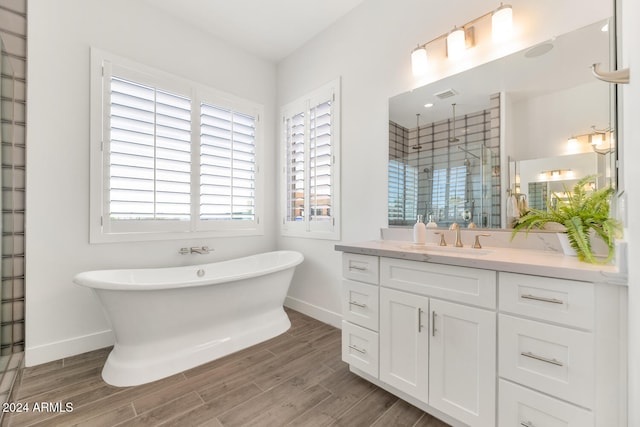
[388,18,615,229]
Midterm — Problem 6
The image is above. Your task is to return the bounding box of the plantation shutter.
[280,78,340,239]
[431,166,467,223]
[108,75,192,223]
[448,165,467,219]
[200,103,257,221]
[284,109,305,222]
[309,99,332,224]
[388,160,418,224]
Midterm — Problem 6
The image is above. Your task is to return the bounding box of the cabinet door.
[429,298,496,427]
[379,287,429,402]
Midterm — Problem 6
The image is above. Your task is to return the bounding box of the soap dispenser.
[413,215,427,245]
[426,214,438,228]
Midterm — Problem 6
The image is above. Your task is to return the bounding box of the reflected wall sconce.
[411,3,513,76]
[566,125,613,154]
[539,169,574,181]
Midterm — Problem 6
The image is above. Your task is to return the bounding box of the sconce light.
[446,27,467,60]
[411,45,428,76]
[539,169,573,181]
[492,3,513,42]
[590,132,603,148]
[411,3,513,75]
[565,125,612,154]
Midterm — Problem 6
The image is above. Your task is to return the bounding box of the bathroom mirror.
[388,18,615,229]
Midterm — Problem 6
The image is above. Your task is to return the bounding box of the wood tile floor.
[6,309,451,427]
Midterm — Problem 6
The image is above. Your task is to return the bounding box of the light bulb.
[447,27,466,59]
[492,4,513,42]
[411,46,428,76]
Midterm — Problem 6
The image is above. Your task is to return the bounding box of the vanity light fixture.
[566,125,613,154]
[411,3,513,75]
[539,169,573,181]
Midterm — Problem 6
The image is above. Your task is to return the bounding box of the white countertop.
[335,239,627,285]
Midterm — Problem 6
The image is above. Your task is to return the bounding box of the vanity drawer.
[499,314,594,409]
[342,279,379,331]
[499,272,594,330]
[341,320,379,378]
[380,257,496,309]
[342,253,379,285]
[499,380,594,427]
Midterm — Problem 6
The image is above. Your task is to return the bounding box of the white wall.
[25,0,277,365]
[620,0,639,424]
[276,0,611,325]
[509,81,609,161]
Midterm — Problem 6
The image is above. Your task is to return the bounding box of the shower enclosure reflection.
[389,95,501,228]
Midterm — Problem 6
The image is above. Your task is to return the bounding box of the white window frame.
[280,78,341,240]
[89,48,264,243]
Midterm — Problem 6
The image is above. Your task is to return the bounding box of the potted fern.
[512,175,621,264]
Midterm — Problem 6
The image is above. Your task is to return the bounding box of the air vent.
[434,88,458,99]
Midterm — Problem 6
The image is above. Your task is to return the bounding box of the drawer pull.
[521,351,564,367]
[348,265,368,271]
[520,422,534,427]
[348,344,366,354]
[521,294,564,305]
[349,300,367,308]
[432,311,437,336]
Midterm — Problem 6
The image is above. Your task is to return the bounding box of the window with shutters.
[90,49,264,243]
[431,165,467,222]
[388,160,418,225]
[280,79,341,240]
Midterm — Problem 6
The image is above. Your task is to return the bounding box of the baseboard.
[25,330,114,367]
[284,296,342,329]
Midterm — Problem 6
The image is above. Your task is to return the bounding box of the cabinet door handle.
[520,351,564,367]
[521,294,564,305]
[348,344,366,354]
[432,311,437,336]
[418,308,424,332]
[348,265,367,271]
[349,300,366,308]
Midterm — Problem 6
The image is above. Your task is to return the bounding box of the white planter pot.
[557,233,577,256]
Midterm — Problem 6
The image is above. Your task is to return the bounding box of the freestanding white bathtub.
[73,250,304,387]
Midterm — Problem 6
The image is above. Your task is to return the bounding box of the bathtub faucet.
[179,246,212,255]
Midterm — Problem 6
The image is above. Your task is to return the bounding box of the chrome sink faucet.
[449,223,463,247]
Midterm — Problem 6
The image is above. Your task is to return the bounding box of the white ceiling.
[143,0,366,62]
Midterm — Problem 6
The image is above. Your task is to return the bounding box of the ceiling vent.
[434,88,458,99]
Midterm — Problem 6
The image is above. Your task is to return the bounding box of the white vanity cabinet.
[339,250,625,427]
[379,258,497,427]
[497,272,625,427]
[340,253,380,378]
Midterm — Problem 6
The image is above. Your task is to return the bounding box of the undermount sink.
[398,243,492,256]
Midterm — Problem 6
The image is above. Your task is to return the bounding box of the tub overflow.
[197,269,205,277]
